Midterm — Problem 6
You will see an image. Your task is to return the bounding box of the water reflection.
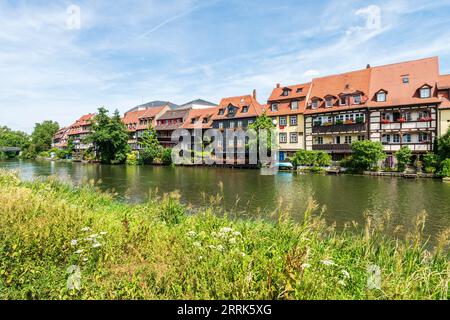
[1,159,449,240]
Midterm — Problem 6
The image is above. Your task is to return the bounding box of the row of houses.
[53,56,450,165]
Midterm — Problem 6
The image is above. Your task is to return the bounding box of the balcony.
[312,144,352,152]
[312,123,366,134]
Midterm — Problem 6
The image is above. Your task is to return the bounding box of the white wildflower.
[338,280,346,286]
[82,258,88,262]
[301,263,311,269]
[232,231,242,237]
[81,227,91,232]
[211,232,218,238]
[220,227,233,234]
[100,232,108,236]
[321,260,336,267]
[208,245,216,250]
[198,256,203,261]
[75,249,83,254]
[70,240,78,247]
[92,242,102,248]
[193,241,202,248]
[240,252,246,257]
[341,270,350,279]
[187,231,197,238]
[216,245,224,252]
[89,234,99,239]
[229,238,237,244]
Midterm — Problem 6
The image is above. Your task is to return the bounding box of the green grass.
[0,169,448,300]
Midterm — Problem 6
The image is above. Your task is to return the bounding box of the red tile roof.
[182,107,217,129]
[67,113,96,135]
[368,56,441,108]
[304,68,371,114]
[437,74,450,90]
[268,83,311,102]
[122,106,167,132]
[266,82,311,116]
[212,94,264,120]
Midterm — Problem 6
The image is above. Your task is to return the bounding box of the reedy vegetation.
[0,169,448,300]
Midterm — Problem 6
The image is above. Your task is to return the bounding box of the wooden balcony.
[312,144,352,153]
[312,123,366,134]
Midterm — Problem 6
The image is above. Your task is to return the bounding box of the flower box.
[381,119,391,124]
[344,120,354,125]
[324,122,333,126]
[335,120,344,125]
[398,118,407,123]
[419,117,432,122]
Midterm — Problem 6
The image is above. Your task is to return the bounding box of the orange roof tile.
[212,94,264,120]
[182,107,217,129]
[368,57,441,108]
[438,74,450,90]
[268,83,311,102]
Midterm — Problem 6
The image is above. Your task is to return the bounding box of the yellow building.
[266,83,311,161]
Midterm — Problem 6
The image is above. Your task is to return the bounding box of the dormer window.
[353,94,361,104]
[282,90,289,96]
[271,103,279,112]
[291,101,298,110]
[296,88,303,93]
[242,106,249,113]
[339,96,347,105]
[402,76,409,84]
[202,118,208,124]
[325,97,333,108]
[218,109,225,115]
[420,86,431,98]
[377,91,387,102]
[311,100,319,109]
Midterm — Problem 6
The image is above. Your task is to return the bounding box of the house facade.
[266,83,310,161]
[67,113,96,158]
[52,127,70,150]
[437,74,450,137]
[304,68,371,160]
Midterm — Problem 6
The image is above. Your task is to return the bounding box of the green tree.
[440,158,450,177]
[436,128,450,161]
[87,107,130,164]
[291,150,331,167]
[140,128,163,164]
[248,112,276,161]
[350,140,386,171]
[30,121,59,154]
[0,126,31,159]
[422,153,438,173]
[395,146,412,172]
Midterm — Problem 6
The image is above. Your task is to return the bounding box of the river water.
[1,160,449,241]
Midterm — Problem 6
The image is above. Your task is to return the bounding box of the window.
[358,135,365,141]
[418,110,429,119]
[237,121,243,127]
[344,136,352,144]
[382,134,391,143]
[393,134,400,143]
[377,91,386,102]
[279,116,287,126]
[312,100,319,109]
[271,104,279,112]
[290,115,298,126]
[248,119,254,125]
[340,96,347,105]
[403,112,412,121]
[316,137,323,145]
[217,140,223,148]
[402,134,411,143]
[344,114,354,121]
[353,95,361,104]
[419,132,430,142]
[229,122,235,129]
[218,122,224,129]
[335,115,344,124]
[290,132,298,143]
[335,136,341,144]
[282,89,289,96]
[202,118,208,124]
[279,133,287,143]
[291,101,298,110]
[402,76,409,84]
[325,98,333,108]
[296,88,303,93]
[242,106,249,113]
[218,109,225,115]
[420,87,431,98]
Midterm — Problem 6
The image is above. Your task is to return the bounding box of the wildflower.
[301,263,311,269]
[216,245,224,252]
[75,249,83,254]
[240,252,246,257]
[229,238,237,244]
[89,234,99,239]
[208,245,216,250]
[321,260,336,267]
[341,270,350,279]
[81,227,91,232]
[92,242,102,248]
[100,232,108,236]
[193,242,202,248]
[198,256,203,261]
[220,227,233,234]
[232,231,242,237]
[211,232,218,238]
[338,280,346,286]
[82,258,88,262]
[187,231,197,238]
[70,240,78,247]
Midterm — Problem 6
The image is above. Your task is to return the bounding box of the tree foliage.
[31,121,59,154]
[395,146,412,172]
[436,128,450,161]
[87,107,130,164]
[249,112,276,152]
[139,128,163,164]
[291,150,331,167]
[349,140,386,171]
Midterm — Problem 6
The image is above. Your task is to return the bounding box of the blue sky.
[1,0,450,132]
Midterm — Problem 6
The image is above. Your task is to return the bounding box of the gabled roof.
[179,99,218,109]
[157,108,190,121]
[212,94,264,120]
[368,56,441,108]
[268,83,310,102]
[437,74,450,90]
[182,107,217,129]
[125,101,178,114]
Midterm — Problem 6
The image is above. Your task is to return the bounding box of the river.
[1,159,449,241]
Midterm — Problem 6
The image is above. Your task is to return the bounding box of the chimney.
[253,89,257,100]
[366,64,371,69]
[276,83,280,88]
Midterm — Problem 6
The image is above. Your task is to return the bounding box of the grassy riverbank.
[0,169,448,300]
